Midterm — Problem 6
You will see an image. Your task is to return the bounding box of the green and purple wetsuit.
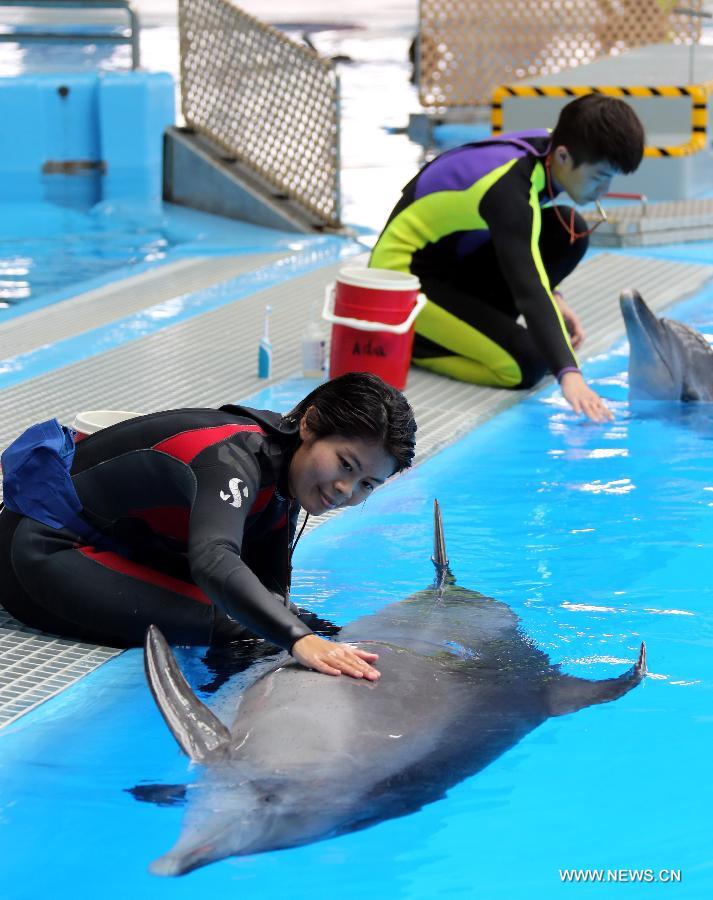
[370,131,587,388]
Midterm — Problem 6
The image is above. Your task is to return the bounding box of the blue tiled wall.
[0,71,174,207]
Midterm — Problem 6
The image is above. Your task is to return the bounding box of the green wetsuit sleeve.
[479,157,578,375]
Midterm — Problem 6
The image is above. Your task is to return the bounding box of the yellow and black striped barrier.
[491,84,713,157]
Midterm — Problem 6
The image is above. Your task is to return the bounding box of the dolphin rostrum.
[141,499,646,876]
[620,288,713,401]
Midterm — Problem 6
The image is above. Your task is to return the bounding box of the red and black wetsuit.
[0,405,320,650]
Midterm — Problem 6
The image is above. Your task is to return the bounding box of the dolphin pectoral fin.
[126,783,188,807]
[144,625,231,763]
[547,643,647,717]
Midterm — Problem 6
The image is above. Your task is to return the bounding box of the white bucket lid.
[337,265,420,292]
[72,409,139,435]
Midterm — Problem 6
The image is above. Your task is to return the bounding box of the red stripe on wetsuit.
[78,546,212,605]
[79,423,282,606]
[153,425,275,516]
[128,506,191,541]
[154,423,265,463]
[153,422,275,521]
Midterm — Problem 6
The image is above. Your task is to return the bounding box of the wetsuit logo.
[220,477,249,508]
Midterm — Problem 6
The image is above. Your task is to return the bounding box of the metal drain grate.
[0,612,119,727]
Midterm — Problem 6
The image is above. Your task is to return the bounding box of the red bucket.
[323,266,425,390]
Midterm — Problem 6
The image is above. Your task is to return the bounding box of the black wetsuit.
[0,406,325,650]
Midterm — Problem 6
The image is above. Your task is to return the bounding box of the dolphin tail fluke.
[431,499,454,588]
[547,642,647,717]
[144,625,230,763]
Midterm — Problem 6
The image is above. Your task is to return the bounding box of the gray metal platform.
[1,248,712,727]
[586,198,713,247]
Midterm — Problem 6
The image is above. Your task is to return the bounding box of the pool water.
[0,206,170,307]
[0,1,423,314]
[0,200,328,317]
[1,285,711,898]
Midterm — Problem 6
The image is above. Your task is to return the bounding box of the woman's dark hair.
[285,372,417,473]
[550,93,644,174]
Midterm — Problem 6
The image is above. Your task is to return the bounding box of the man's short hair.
[550,93,645,174]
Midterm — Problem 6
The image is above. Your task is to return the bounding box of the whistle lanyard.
[544,157,607,245]
[285,507,309,596]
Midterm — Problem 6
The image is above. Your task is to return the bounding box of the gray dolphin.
[620,288,713,401]
[142,500,646,876]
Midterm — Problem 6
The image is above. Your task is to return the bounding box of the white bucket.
[72,409,139,438]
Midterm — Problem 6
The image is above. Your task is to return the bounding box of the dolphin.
[620,288,713,401]
[141,500,646,876]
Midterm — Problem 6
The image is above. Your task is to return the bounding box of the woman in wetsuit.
[0,373,416,681]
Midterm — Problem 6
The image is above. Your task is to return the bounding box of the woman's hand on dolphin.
[291,634,380,680]
[553,292,585,350]
[560,371,613,423]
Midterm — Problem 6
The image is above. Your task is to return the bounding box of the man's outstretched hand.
[560,370,613,423]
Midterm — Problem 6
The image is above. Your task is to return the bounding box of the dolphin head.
[620,289,684,401]
[621,289,713,402]
[149,770,345,876]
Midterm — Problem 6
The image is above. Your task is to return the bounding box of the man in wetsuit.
[370,94,645,422]
[0,375,417,680]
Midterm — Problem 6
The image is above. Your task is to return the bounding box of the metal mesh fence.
[418,0,703,108]
[179,0,341,227]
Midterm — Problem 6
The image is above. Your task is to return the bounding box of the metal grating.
[0,615,120,727]
[0,252,287,360]
[418,0,702,108]
[1,251,711,725]
[179,0,341,227]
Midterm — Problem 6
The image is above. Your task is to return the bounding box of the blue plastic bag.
[1,418,102,543]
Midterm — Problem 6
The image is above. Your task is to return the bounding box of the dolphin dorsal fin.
[432,499,454,590]
[144,625,231,762]
[547,643,647,717]
[432,499,448,569]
